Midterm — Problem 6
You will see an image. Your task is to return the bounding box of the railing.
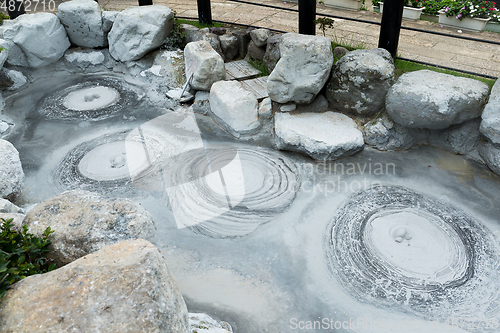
[190,0,499,79]
[6,0,498,79]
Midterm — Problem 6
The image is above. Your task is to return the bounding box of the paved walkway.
[17,0,500,77]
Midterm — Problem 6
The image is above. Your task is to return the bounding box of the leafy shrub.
[0,218,55,298]
[422,0,456,15]
[0,13,9,26]
[162,11,188,51]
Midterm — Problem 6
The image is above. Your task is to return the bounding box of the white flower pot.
[438,10,491,32]
[323,0,363,11]
[380,3,425,21]
[485,21,500,32]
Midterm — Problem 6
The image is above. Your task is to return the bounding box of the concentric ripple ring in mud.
[325,185,500,321]
[166,147,300,238]
[39,77,139,121]
[53,130,164,194]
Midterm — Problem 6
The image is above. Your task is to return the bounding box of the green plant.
[248,58,270,77]
[314,17,335,37]
[393,58,496,87]
[176,18,224,29]
[421,0,456,15]
[162,11,189,51]
[0,218,55,298]
[442,0,499,21]
[0,13,9,26]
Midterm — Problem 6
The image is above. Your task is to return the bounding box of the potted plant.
[380,0,426,21]
[438,0,498,32]
[421,0,455,22]
[322,0,365,11]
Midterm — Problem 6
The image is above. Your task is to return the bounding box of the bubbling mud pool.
[4,71,500,333]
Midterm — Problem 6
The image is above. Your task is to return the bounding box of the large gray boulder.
[386,70,489,129]
[267,33,333,104]
[0,239,190,333]
[108,5,174,62]
[0,139,24,201]
[23,190,156,266]
[480,79,500,144]
[274,111,364,160]
[209,80,260,137]
[2,13,70,68]
[185,40,225,91]
[325,48,395,116]
[57,0,107,48]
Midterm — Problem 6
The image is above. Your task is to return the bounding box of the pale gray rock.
[363,114,426,151]
[65,50,105,65]
[0,38,28,67]
[480,79,500,144]
[5,69,27,91]
[209,80,260,137]
[247,40,266,61]
[181,23,199,35]
[274,111,364,160]
[0,139,24,201]
[325,48,395,116]
[102,11,119,33]
[2,13,70,68]
[185,30,224,59]
[189,313,232,333]
[267,33,333,104]
[0,198,24,214]
[280,104,296,112]
[57,0,107,48]
[193,91,211,114]
[108,5,174,62]
[249,28,271,47]
[219,33,239,61]
[479,142,500,175]
[185,40,225,91]
[263,34,281,72]
[23,190,156,266]
[386,70,489,129]
[258,97,272,119]
[428,118,482,156]
[0,239,190,333]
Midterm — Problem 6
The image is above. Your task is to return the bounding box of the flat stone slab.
[274,111,364,160]
[240,76,269,101]
[225,59,261,81]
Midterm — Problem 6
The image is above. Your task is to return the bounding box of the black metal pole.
[138,0,153,6]
[378,0,404,57]
[197,0,212,25]
[298,0,316,35]
[7,0,25,20]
